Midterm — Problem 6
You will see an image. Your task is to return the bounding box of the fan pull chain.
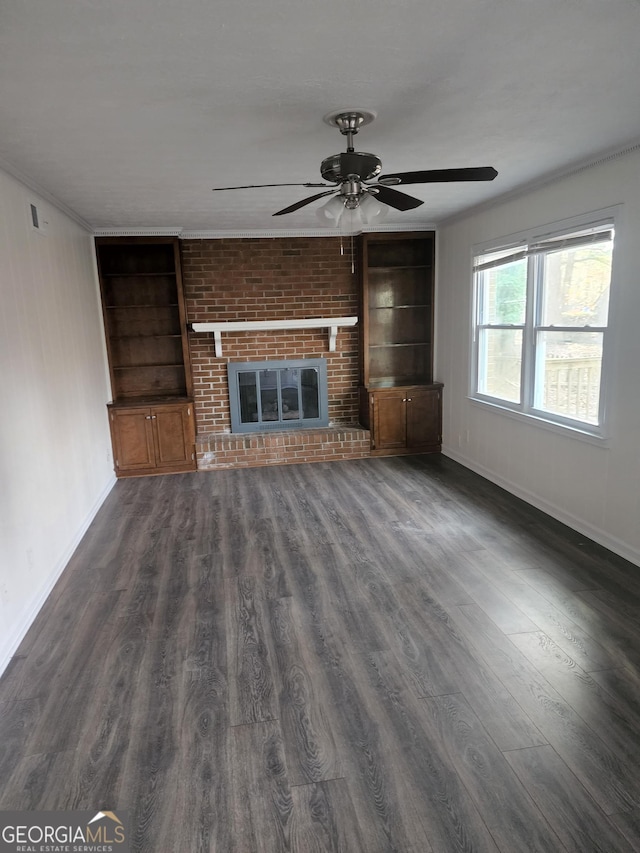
[339,236,356,273]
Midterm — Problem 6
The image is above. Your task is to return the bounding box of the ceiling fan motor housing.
[321,152,382,184]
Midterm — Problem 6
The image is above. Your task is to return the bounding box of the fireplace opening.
[227,358,329,433]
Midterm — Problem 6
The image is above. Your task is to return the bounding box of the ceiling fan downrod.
[332,112,366,152]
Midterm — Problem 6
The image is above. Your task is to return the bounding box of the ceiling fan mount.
[212,109,498,222]
[322,108,376,137]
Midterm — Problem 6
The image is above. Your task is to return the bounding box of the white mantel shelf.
[190,316,358,357]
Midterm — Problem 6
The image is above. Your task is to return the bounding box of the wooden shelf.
[102,272,177,278]
[110,333,183,339]
[367,377,432,388]
[106,303,180,309]
[368,264,432,271]
[113,363,184,370]
[370,304,431,309]
[369,343,431,349]
[191,316,358,357]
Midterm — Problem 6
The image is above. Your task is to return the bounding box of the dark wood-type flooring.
[2,455,640,852]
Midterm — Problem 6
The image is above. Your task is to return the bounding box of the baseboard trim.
[0,475,117,678]
[442,446,640,569]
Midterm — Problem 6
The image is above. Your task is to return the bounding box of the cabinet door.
[372,392,407,450]
[110,408,155,473]
[152,404,196,470]
[406,388,442,449]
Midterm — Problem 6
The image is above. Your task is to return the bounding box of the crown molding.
[0,156,93,232]
[180,222,437,240]
[92,226,184,237]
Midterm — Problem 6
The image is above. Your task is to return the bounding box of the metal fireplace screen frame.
[227,358,329,433]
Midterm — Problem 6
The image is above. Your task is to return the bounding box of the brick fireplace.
[181,236,370,469]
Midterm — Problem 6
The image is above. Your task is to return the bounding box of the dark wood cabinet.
[108,402,196,477]
[359,232,442,455]
[96,237,196,476]
[360,384,442,455]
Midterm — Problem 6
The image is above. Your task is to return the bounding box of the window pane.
[540,240,612,327]
[481,258,527,324]
[478,328,523,403]
[535,331,603,424]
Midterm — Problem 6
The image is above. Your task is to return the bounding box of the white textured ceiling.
[1,0,640,234]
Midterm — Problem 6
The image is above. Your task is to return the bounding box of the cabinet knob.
[407,397,412,402]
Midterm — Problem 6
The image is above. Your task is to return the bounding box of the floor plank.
[229,720,294,853]
[226,576,278,726]
[269,595,345,786]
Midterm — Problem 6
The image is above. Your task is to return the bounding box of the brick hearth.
[195,426,370,470]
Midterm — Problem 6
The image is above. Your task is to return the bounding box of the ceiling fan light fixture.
[315,194,362,234]
[338,205,364,236]
[316,194,345,225]
[359,191,388,226]
[316,185,388,233]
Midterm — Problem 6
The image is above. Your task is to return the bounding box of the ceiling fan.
[211,110,498,221]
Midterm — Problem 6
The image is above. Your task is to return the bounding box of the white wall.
[437,147,640,567]
[0,168,115,673]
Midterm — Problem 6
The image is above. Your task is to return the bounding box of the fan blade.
[212,182,331,191]
[272,190,337,216]
[370,185,424,211]
[378,167,498,186]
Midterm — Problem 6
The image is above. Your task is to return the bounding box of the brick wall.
[181,236,368,468]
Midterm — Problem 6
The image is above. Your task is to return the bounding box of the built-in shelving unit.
[359,232,442,456]
[96,238,192,400]
[363,236,434,388]
[95,237,195,477]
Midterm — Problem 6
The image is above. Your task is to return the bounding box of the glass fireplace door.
[228,359,328,433]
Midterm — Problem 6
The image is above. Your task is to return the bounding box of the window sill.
[468,396,610,447]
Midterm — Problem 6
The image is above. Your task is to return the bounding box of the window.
[472,215,615,435]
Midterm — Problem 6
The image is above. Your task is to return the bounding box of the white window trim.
[469,207,621,442]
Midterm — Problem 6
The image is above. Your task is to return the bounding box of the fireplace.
[227,358,329,433]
